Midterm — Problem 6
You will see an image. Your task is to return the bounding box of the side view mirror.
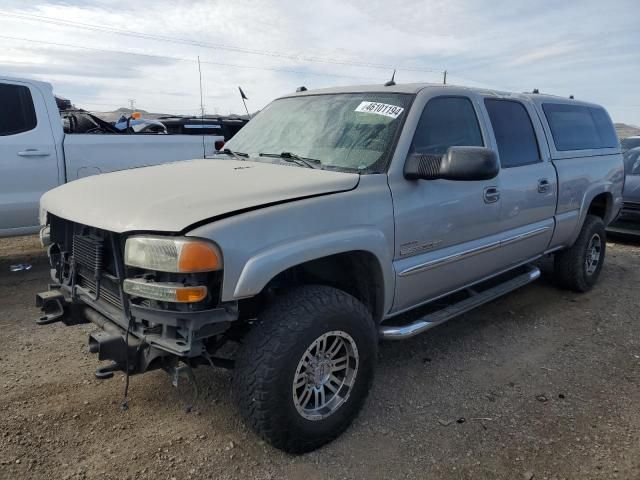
[404,146,499,181]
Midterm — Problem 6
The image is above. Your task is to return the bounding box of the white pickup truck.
[0,76,221,238]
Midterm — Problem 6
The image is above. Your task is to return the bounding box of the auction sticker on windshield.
[355,101,404,119]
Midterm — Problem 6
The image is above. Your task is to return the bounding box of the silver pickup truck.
[36,83,623,453]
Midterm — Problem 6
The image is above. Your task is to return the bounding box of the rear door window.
[485,99,540,168]
[0,83,37,136]
[590,108,619,148]
[542,103,618,151]
[410,96,483,155]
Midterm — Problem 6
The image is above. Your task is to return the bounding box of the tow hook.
[35,290,66,325]
[168,361,196,388]
[167,361,199,412]
[94,362,124,380]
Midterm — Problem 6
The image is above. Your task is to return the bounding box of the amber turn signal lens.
[178,242,221,272]
[174,286,207,303]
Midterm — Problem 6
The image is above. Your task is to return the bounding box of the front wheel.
[233,285,378,453]
[554,214,606,292]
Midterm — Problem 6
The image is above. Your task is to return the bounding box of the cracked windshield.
[223,93,412,172]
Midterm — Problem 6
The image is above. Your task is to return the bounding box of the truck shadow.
[376,278,561,364]
[176,273,568,428]
[608,231,640,245]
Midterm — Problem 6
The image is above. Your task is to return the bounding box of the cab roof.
[283,83,603,109]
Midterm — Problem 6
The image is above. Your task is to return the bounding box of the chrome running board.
[379,264,541,340]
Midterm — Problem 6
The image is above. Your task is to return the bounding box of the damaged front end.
[36,214,239,380]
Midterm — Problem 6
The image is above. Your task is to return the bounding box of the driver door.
[389,95,503,313]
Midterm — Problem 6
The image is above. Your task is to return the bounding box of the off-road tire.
[233,285,378,453]
[554,214,606,292]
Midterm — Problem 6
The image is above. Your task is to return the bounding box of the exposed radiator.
[73,234,104,279]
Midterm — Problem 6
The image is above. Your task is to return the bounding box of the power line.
[0,34,384,81]
[2,33,524,99]
[0,10,444,75]
[1,32,504,94]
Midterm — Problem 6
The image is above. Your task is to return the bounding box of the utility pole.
[197,56,205,120]
[197,56,206,157]
[443,70,447,85]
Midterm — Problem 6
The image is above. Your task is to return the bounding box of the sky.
[0,0,638,125]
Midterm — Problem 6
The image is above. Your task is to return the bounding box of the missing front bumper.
[35,285,239,377]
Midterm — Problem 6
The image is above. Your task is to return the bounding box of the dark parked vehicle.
[158,115,248,141]
[609,147,640,234]
[621,136,640,153]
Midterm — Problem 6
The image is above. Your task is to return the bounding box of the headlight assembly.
[124,236,222,273]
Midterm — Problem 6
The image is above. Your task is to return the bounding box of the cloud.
[509,42,582,67]
[0,0,638,123]
[0,45,177,79]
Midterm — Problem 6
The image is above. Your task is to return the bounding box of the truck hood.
[41,159,360,233]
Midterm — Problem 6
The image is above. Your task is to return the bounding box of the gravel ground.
[0,235,639,480]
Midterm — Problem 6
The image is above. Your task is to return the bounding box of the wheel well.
[249,251,385,323]
[587,193,611,220]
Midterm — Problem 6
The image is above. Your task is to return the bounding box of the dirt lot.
[0,236,639,480]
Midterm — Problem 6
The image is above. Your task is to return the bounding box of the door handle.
[18,149,50,157]
[483,186,500,203]
[538,178,550,193]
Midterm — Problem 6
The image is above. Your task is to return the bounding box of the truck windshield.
[223,93,413,173]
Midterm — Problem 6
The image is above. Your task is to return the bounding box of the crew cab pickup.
[36,83,623,453]
[0,76,219,237]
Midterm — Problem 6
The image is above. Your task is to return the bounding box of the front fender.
[185,174,396,315]
[233,227,395,314]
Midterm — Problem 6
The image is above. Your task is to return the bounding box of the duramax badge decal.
[400,239,443,257]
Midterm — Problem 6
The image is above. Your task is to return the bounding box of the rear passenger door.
[483,98,556,266]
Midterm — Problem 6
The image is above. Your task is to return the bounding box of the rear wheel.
[233,285,377,453]
[554,214,606,292]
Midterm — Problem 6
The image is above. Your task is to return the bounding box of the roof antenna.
[384,69,396,87]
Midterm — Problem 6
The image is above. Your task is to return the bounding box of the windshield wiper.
[221,148,249,160]
[259,151,322,169]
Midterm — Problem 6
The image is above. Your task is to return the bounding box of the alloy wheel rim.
[585,233,602,275]
[292,330,359,421]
